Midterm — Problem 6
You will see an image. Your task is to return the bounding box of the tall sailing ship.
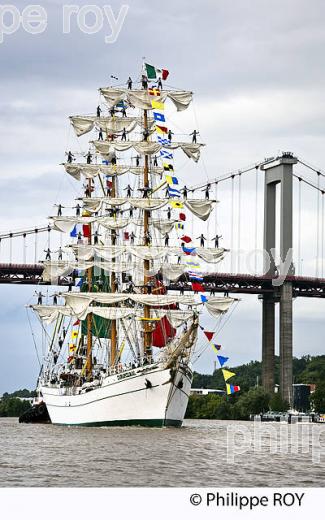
[29,64,235,427]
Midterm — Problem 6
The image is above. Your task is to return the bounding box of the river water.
[0,417,324,487]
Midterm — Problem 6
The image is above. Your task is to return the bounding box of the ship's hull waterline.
[41,364,192,427]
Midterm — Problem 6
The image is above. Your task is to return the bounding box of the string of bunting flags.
[199,325,240,396]
[145,64,240,398]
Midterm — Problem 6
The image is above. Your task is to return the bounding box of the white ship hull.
[41,363,192,427]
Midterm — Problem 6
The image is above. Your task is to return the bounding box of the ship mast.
[143,108,152,358]
[110,176,117,366]
[86,177,93,378]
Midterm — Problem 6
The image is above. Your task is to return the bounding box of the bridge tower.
[260,153,298,405]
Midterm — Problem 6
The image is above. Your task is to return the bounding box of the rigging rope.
[254,167,258,274]
[316,173,320,278]
[321,192,325,278]
[298,178,302,276]
[230,175,235,272]
[237,174,242,272]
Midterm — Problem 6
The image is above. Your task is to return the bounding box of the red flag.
[191,282,204,292]
[204,331,214,341]
[180,235,192,243]
[179,212,186,221]
[73,320,80,326]
[162,69,169,80]
[83,225,91,238]
[124,231,129,240]
[156,125,168,134]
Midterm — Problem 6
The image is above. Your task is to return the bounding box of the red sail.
[152,316,176,348]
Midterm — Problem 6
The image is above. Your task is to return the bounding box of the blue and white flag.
[153,112,165,123]
[168,186,181,198]
[160,150,173,159]
[157,136,170,146]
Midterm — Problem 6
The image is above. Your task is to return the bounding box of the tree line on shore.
[0,389,35,417]
[186,355,325,420]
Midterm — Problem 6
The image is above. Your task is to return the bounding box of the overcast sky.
[1,0,325,393]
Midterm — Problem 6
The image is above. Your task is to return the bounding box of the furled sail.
[92,140,204,162]
[64,163,164,181]
[81,196,215,220]
[70,244,225,263]
[70,115,157,137]
[31,304,197,327]
[60,292,234,318]
[99,88,193,112]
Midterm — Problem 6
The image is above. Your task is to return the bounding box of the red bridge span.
[1,263,325,298]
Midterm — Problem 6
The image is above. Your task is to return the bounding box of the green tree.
[237,387,270,419]
[269,392,289,412]
[310,382,325,413]
[0,398,32,417]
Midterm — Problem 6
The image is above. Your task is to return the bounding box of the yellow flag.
[165,175,173,185]
[82,210,91,217]
[156,125,168,135]
[226,384,232,395]
[71,330,78,339]
[170,201,184,209]
[222,369,235,381]
[69,343,76,352]
[151,100,164,110]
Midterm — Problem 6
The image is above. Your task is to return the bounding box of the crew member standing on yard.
[212,234,222,248]
[56,204,63,216]
[164,233,170,247]
[96,105,102,118]
[168,129,174,141]
[85,151,92,164]
[56,247,63,260]
[125,184,133,197]
[121,128,127,141]
[98,128,103,141]
[36,291,44,305]
[127,76,132,90]
[141,75,148,89]
[94,230,100,245]
[67,151,74,163]
[130,231,136,245]
[197,234,207,247]
[190,129,199,143]
[203,183,211,200]
[44,248,51,260]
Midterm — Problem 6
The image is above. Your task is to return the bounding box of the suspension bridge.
[1,152,325,404]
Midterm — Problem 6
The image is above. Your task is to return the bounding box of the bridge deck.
[1,263,325,297]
